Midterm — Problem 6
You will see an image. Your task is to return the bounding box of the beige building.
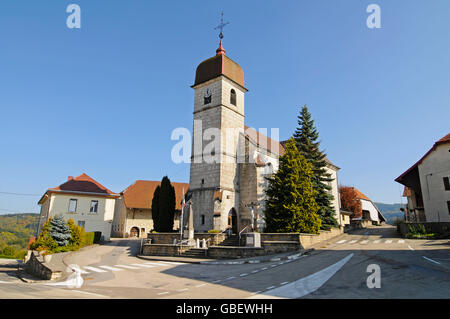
[188,40,342,233]
[396,133,450,222]
[111,180,189,238]
[37,174,119,240]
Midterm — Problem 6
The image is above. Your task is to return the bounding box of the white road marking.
[261,267,268,270]
[240,273,248,277]
[0,281,13,284]
[270,264,277,268]
[157,292,169,295]
[280,281,289,285]
[196,283,207,288]
[83,266,107,273]
[99,265,123,271]
[373,240,381,244]
[144,262,170,267]
[360,240,369,244]
[251,291,262,295]
[251,270,259,274]
[160,261,186,265]
[265,286,276,290]
[71,290,108,298]
[249,253,354,299]
[270,258,281,261]
[385,240,393,244]
[408,245,414,251]
[131,263,155,268]
[349,240,358,244]
[115,265,140,270]
[398,240,405,244]
[423,256,441,265]
[336,240,347,244]
[177,288,189,292]
[226,276,236,280]
[212,280,222,283]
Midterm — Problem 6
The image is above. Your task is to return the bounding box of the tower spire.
[214,11,229,55]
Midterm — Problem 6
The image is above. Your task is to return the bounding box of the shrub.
[49,215,72,246]
[83,232,95,247]
[67,218,85,250]
[208,229,221,233]
[1,246,16,256]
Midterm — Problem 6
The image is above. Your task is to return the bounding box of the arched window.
[230,89,237,106]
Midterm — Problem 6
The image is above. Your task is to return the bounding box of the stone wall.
[299,227,343,249]
[208,246,265,259]
[146,232,227,245]
[142,244,191,256]
[398,222,450,237]
[24,251,62,281]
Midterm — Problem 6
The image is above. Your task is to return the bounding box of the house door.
[130,227,140,238]
[228,208,238,234]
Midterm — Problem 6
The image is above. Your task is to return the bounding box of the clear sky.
[0,0,449,214]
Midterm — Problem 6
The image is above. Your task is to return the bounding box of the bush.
[1,246,15,256]
[83,232,95,247]
[67,219,85,250]
[208,229,221,233]
[406,224,436,239]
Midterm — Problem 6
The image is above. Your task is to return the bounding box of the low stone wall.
[142,244,191,256]
[299,227,343,249]
[24,251,62,281]
[208,247,266,259]
[398,222,450,237]
[260,233,300,242]
[262,241,300,254]
[147,233,227,245]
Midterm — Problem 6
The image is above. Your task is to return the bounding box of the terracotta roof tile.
[49,173,117,195]
[351,187,371,201]
[245,126,285,156]
[122,180,189,210]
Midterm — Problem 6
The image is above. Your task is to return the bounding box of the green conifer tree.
[151,186,161,231]
[264,138,321,234]
[293,105,338,228]
[49,215,72,246]
[158,176,176,232]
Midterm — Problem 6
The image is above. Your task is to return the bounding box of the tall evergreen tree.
[151,186,161,231]
[49,215,72,246]
[264,138,321,234]
[152,176,176,232]
[293,105,338,228]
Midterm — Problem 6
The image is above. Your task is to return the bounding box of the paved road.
[1,225,449,299]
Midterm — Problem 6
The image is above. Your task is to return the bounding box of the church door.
[228,209,238,234]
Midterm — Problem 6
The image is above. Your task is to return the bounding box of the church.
[187,37,342,234]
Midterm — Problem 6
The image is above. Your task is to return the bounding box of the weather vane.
[214,11,229,40]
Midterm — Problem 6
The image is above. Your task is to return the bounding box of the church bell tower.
[189,28,248,233]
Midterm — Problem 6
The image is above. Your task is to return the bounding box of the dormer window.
[230,89,236,106]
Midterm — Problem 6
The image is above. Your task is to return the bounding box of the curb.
[199,249,314,265]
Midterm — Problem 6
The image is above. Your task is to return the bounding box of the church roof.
[121,180,189,210]
[245,126,285,156]
[193,40,245,89]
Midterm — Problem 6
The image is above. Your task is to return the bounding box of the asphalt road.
[1,225,449,299]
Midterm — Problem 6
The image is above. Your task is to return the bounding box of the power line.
[0,191,41,197]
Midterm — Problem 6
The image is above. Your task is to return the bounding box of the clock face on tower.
[203,88,212,105]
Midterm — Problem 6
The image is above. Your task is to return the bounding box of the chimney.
[68,176,74,181]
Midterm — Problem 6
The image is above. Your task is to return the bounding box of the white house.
[352,188,385,225]
[396,133,450,222]
[37,173,120,240]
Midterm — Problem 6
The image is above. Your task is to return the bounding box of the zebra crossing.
[79,261,179,274]
[335,239,406,245]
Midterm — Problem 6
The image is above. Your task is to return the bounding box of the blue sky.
[0,0,449,214]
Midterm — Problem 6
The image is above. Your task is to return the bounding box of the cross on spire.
[214,11,229,40]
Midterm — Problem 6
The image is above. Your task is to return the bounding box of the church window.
[201,179,205,185]
[201,215,205,225]
[230,89,236,106]
[444,177,450,191]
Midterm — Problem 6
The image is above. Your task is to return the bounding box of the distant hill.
[0,213,39,256]
[374,202,405,225]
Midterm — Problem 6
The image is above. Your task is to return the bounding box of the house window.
[201,214,205,225]
[443,177,450,191]
[90,200,99,214]
[230,89,236,106]
[78,220,85,229]
[68,199,77,213]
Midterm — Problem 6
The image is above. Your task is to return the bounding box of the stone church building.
[188,40,342,234]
